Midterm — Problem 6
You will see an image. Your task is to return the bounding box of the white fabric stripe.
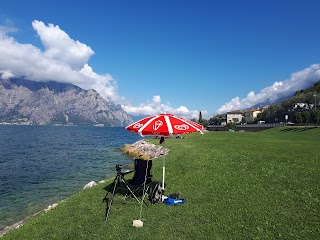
[138,115,157,136]
[174,116,203,134]
[164,115,174,135]
[181,117,203,132]
[126,115,151,130]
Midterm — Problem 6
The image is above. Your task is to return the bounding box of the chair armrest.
[122,170,134,175]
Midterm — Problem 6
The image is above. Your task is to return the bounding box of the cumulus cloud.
[122,95,206,119]
[0,20,116,100]
[216,64,320,114]
[32,20,94,70]
[0,20,203,119]
[0,69,14,79]
[153,95,161,104]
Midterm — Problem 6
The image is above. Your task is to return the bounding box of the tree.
[225,122,236,131]
[302,111,310,124]
[295,112,303,123]
[202,119,209,127]
[209,114,226,125]
[198,111,203,124]
[311,110,320,125]
[256,112,262,121]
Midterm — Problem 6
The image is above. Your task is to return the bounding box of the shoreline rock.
[83,181,97,190]
[122,140,169,160]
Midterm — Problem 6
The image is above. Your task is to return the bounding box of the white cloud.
[32,20,94,70]
[153,95,161,104]
[0,20,204,120]
[120,91,207,119]
[0,20,116,100]
[216,64,320,114]
[122,95,206,119]
[0,70,14,79]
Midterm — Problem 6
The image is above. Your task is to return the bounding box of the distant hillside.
[270,80,320,110]
[246,80,320,110]
[293,80,320,96]
[260,81,320,122]
[0,77,133,126]
[209,81,320,124]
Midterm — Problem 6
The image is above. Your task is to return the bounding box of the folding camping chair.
[103,159,161,222]
[125,159,153,203]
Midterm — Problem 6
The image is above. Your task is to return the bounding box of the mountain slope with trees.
[208,81,320,125]
[261,81,320,124]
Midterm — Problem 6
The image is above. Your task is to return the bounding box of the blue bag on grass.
[163,196,186,206]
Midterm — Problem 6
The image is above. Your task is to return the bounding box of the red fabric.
[126,113,203,137]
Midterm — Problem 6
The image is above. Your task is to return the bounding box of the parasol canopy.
[126,113,204,137]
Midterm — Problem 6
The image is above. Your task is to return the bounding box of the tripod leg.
[102,174,118,203]
[105,175,119,223]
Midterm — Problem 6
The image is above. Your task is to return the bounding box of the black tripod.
[103,164,140,223]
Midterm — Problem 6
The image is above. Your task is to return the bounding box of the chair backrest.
[129,159,152,185]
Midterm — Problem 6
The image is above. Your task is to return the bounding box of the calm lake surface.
[0,125,142,230]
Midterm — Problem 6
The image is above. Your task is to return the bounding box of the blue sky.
[1,0,320,119]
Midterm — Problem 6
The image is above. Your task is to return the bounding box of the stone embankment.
[121,140,169,160]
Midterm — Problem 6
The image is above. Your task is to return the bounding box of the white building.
[226,110,243,123]
[244,108,263,123]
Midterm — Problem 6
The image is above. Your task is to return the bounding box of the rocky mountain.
[0,77,133,126]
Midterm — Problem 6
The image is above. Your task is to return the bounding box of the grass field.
[2,127,320,239]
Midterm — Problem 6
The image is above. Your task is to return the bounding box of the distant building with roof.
[226,110,243,123]
[226,108,265,124]
[243,108,264,123]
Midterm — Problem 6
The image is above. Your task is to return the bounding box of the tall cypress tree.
[199,111,203,124]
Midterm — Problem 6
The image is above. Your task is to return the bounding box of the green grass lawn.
[2,127,320,240]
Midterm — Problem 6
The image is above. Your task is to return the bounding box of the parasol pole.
[161,115,173,191]
[159,136,166,190]
[162,153,165,190]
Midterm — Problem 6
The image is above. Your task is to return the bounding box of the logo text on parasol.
[174,124,190,130]
[133,123,143,129]
[153,120,163,131]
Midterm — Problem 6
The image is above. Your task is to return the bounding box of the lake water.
[0,125,142,230]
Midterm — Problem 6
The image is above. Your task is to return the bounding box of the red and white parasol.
[126,113,204,137]
[126,113,204,190]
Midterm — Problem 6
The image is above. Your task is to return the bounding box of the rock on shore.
[122,140,169,160]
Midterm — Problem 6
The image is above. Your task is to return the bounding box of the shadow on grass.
[101,174,161,223]
[102,176,139,204]
[102,175,142,223]
[279,126,318,132]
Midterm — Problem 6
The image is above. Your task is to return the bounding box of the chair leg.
[124,182,152,206]
[121,178,141,203]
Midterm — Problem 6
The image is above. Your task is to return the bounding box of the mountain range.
[0,77,132,126]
